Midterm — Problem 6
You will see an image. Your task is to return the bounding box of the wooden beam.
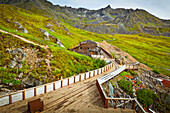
[9,94,12,104]
[53,83,56,90]
[34,88,37,96]
[68,78,69,85]
[79,75,81,81]
[105,99,108,108]
[123,100,126,109]
[115,100,117,109]
[45,85,47,93]
[23,91,25,100]
[138,106,140,113]
[132,100,136,110]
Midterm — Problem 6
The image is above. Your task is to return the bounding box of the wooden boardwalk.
[0,64,135,113]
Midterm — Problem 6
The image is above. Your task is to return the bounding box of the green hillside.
[0,3,169,90]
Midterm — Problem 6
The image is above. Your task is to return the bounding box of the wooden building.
[71,40,113,59]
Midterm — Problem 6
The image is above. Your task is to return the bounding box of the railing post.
[138,106,141,113]
[34,88,37,96]
[53,82,56,90]
[9,94,12,104]
[23,91,25,100]
[85,73,86,79]
[105,99,108,108]
[132,100,136,110]
[101,68,102,73]
[79,75,81,81]
[89,72,91,78]
[115,100,117,109]
[45,85,47,93]
[123,100,126,109]
[61,80,63,87]
[74,76,76,83]
[68,78,69,85]
[93,71,95,76]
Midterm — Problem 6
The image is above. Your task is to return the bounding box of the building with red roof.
[161,79,170,87]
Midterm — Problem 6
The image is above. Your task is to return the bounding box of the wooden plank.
[79,75,81,81]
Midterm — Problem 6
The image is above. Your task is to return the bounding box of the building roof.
[161,79,170,87]
[80,40,96,44]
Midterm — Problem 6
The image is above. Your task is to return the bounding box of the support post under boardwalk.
[115,100,117,109]
[105,99,108,108]
[123,100,126,109]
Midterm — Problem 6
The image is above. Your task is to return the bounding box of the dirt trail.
[0,29,52,72]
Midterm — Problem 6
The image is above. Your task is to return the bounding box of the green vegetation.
[0,32,107,86]
[109,34,170,76]
[117,79,133,95]
[136,89,159,107]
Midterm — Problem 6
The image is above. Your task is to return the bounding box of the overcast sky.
[48,0,170,19]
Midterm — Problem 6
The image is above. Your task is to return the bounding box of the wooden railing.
[96,65,147,113]
[0,63,114,107]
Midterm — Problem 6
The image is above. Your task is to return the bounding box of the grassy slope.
[109,34,170,76]
[0,4,169,77]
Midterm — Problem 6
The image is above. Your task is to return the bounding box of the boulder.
[18,63,22,68]
[49,28,55,32]
[9,83,14,86]
[64,27,70,35]
[14,22,29,33]
[18,73,23,78]
[56,22,60,27]
[40,29,50,38]
[9,60,17,68]
[46,23,53,28]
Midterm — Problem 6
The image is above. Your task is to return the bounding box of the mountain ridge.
[0,0,170,36]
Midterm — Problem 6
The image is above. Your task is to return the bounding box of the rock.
[46,23,53,28]
[9,83,14,86]
[1,88,10,92]
[0,85,3,88]
[18,63,22,68]
[9,60,17,68]
[56,22,60,27]
[18,73,23,78]
[64,27,70,35]
[44,37,50,41]
[35,80,42,86]
[14,22,22,27]
[14,22,29,33]
[6,18,10,22]
[40,29,50,38]
[57,39,65,48]
[23,28,29,33]
[16,48,23,53]
[49,28,55,32]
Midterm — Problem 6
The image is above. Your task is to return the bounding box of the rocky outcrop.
[7,48,27,68]
[14,22,28,33]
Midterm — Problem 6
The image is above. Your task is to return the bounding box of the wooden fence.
[0,63,114,107]
[96,66,147,113]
